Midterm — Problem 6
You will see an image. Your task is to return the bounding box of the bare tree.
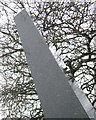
[0,0,96,119]
[29,1,96,109]
[0,0,43,119]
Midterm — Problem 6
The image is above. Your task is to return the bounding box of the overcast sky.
[0,0,96,119]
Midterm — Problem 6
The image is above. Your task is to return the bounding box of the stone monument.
[14,9,94,119]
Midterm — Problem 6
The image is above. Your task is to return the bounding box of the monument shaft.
[15,9,89,119]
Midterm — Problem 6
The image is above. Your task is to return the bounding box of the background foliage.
[0,0,96,119]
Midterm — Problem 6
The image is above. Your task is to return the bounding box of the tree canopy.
[0,0,96,119]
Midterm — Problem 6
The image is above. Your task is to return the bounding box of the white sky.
[0,0,96,119]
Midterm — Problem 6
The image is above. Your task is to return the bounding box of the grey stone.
[14,9,90,119]
[69,81,96,119]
